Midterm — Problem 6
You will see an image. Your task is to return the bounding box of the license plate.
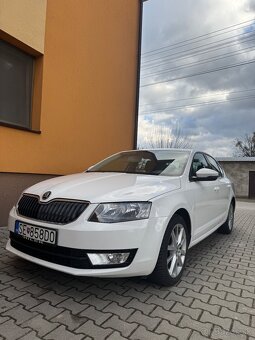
[14,221,57,245]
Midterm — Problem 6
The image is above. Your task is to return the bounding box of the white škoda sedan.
[6,149,235,286]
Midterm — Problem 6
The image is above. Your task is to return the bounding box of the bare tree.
[139,122,192,149]
[234,132,255,157]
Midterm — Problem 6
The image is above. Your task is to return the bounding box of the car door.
[205,154,230,218]
[186,152,220,242]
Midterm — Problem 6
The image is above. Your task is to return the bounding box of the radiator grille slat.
[17,195,89,224]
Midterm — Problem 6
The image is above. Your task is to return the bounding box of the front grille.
[17,194,89,224]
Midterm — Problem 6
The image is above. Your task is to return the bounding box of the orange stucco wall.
[0,0,140,175]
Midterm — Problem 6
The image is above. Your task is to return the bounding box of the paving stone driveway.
[0,202,254,340]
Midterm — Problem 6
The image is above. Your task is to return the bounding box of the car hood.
[24,172,181,203]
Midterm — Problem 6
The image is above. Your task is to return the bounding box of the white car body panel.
[24,172,181,203]
[6,149,235,277]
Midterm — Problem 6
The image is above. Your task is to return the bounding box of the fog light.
[87,252,130,265]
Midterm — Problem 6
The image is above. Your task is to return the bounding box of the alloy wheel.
[167,223,187,278]
[228,205,234,231]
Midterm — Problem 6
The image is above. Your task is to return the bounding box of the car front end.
[6,193,169,277]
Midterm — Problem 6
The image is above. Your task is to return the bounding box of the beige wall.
[0,173,56,226]
[0,0,47,53]
[0,0,140,175]
[0,1,141,225]
[219,161,255,197]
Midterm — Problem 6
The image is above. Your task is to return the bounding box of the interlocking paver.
[22,314,59,337]
[226,292,253,307]
[0,286,26,301]
[145,294,175,310]
[128,310,161,331]
[183,288,211,303]
[232,320,255,337]
[103,301,134,320]
[31,301,64,319]
[216,283,241,296]
[7,277,33,290]
[200,311,232,331]
[241,289,255,299]
[131,325,168,340]
[190,330,212,340]
[142,286,171,299]
[191,298,220,315]
[83,285,111,298]
[80,294,111,310]
[0,319,31,339]
[19,330,42,340]
[57,297,88,314]
[103,315,138,337]
[209,296,237,311]
[126,297,155,315]
[20,283,47,297]
[123,288,150,302]
[179,315,213,337]
[211,325,247,340]
[150,306,182,325]
[155,320,192,340]
[38,290,68,306]
[0,297,18,313]
[44,325,84,340]
[219,306,250,326]
[51,310,88,331]
[0,205,254,339]
[172,302,202,320]
[2,305,37,325]
[75,320,112,339]
[80,306,112,325]
[107,330,130,340]
[193,278,217,289]
[61,288,89,302]
[12,293,41,310]
[166,291,193,306]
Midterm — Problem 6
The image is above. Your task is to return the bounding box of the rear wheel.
[149,215,188,286]
[218,202,234,234]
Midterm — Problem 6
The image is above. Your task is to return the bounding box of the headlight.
[89,202,151,223]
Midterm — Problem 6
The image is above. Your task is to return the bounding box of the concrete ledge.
[0,172,58,226]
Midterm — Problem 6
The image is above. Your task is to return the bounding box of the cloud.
[138,0,255,156]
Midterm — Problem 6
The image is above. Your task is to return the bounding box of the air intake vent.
[17,194,89,224]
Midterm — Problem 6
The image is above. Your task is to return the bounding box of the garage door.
[249,171,255,199]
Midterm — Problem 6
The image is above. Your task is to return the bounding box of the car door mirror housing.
[193,168,219,181]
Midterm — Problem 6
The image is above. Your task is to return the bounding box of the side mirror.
[194,168,219,181]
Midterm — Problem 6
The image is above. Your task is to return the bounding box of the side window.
[190,153,210,177]
[206,154,223,177]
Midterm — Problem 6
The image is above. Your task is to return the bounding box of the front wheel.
[218,202,235,234]
[148,215,188,286]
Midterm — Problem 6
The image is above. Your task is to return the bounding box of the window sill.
[0,121,41,134]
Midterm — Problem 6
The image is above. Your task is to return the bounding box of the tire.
[148,215,189,286]
[217,202,235,234]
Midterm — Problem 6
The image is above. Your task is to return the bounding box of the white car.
[6,149,235,286]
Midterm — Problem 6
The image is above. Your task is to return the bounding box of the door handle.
[214,186,220,192]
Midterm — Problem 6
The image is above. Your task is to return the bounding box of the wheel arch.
[173,208,192,245]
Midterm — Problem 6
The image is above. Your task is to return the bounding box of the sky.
[137,0,255,156]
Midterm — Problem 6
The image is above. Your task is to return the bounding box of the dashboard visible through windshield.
[87,150,190,176]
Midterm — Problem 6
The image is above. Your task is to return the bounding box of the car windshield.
[87,150,190,176]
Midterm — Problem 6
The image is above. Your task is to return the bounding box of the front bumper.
[6,206,168,277]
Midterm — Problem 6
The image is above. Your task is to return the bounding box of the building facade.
[217,158,255,199]
[0,0,142,225]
